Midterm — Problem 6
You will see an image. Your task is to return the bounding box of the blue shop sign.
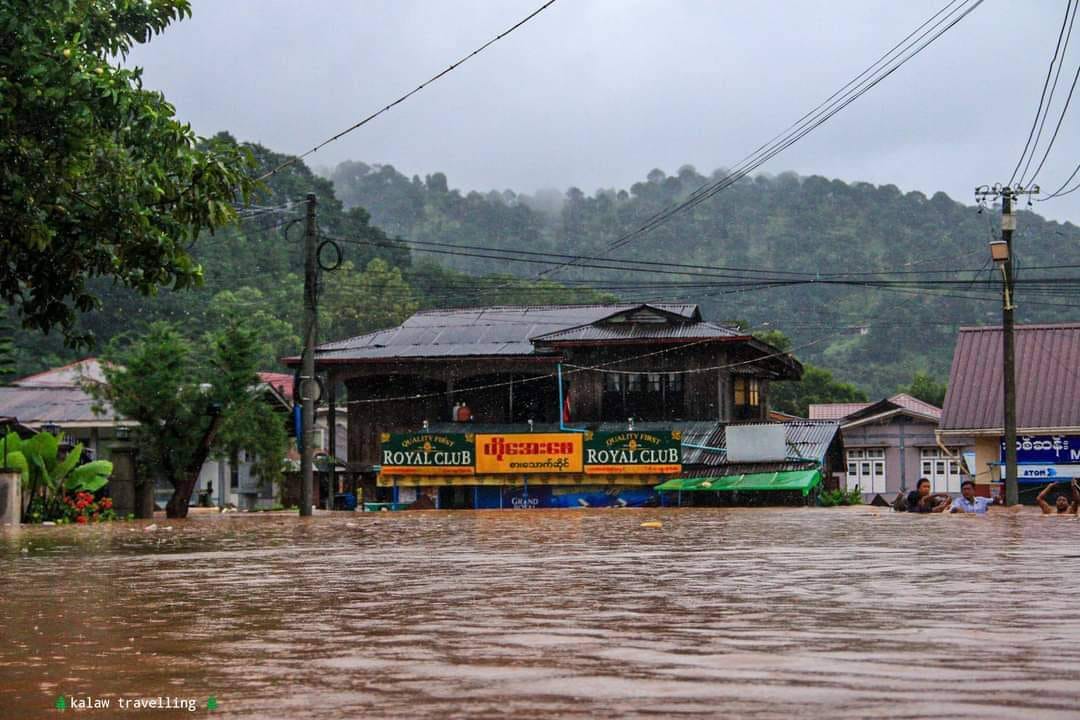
[1000,435,1080,464]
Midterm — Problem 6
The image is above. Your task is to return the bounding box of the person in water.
[949,479,1003,514]
[1035,480,1079,515]
[895,478,951,513]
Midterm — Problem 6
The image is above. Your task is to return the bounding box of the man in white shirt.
[950,479,1001,514]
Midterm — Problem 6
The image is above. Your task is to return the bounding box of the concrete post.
[108,442,137,518]
[0,470,21,525]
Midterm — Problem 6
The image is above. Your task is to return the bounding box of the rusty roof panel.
[531,321,741,344]
[940,323,1080,431]
[314,304,707,362]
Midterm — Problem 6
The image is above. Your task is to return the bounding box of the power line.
[1013,0,1077,186]
[340,334,833,406]
[1024,17,1080,186]
[257,0,558,182]
[537,0,986,279]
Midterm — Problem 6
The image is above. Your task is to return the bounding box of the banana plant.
[3,431,113,521]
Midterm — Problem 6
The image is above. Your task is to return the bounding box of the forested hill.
[326,161,1080,396]
[12,140,1080,403]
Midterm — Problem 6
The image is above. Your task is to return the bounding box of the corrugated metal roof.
[810,393,941,422]
[258,372,295,402]
[313,304,703,362]
[0,386,114,425]
[888,393,943,419]
[13,358,105,387]
[809,402,871,420]
[531,320,742,344]
[940,323,1080,431]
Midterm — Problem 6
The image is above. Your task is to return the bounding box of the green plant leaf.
[5,450,29,483]
[24,432,59,470]
[53,442,84,482]
[2,432,22,455]
[29,452,55,492]
[66,460,114,493]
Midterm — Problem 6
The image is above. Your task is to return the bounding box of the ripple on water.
[1,508,1079,719]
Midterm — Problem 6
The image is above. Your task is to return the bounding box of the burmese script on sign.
[475,433,584,473]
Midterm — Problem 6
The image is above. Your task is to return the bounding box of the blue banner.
[1001,435,1080,465]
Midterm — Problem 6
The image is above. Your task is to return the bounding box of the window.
[664,373,685,420]
[846,448,886,493]
[733,376,761,420]
[920,447,962,493]
[602,371,685,421]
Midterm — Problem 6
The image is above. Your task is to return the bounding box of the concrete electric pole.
[974,183,1038,506]
[300,192,318,517]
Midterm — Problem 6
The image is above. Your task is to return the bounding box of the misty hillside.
[326,161,1080,397]
[12,140,1078,402]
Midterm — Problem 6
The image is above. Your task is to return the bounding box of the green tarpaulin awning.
[655,469,823,496]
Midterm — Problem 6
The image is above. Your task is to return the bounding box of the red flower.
[100,498,112,510]
[75,515,88,524]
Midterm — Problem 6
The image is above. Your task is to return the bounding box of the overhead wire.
[535,0,986,279]
[256,0,558,182]
[1023,8,1080,187]
[1013,0,1077,186]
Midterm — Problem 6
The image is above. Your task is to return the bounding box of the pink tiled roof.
[258,372,294,402]
[809,393,942,422]
[808,402,871,420]
[887,393,942,420]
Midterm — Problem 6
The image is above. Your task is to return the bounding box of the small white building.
[0,359,294,509]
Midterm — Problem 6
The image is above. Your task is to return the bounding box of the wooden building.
[298,303,803,505]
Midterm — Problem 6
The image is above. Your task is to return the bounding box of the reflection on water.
[2,508,1079,719]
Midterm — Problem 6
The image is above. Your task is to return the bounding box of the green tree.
[759,329,867,416]
[904,371,947,408]
[208,286,299,369]
[0,1,256,345]
[770,365,868,418]
[93,320,285,518]
[321,258,419,340]
[0,311,16,384]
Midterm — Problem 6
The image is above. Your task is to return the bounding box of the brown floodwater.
[2,508,1079,719]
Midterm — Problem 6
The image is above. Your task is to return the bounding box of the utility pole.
[300,192,318,517]
[975,183,1038,506]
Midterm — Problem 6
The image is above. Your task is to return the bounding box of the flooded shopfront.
[2,509,1079,718]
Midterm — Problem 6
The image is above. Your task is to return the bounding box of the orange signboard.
[475,433,583,474]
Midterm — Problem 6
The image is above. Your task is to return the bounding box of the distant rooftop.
[305,303,773,365]
[941,324,1080,432]
[13,358,105,387]
[809,393,941,422]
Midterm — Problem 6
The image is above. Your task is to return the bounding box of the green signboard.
[583,430,682,475]
[380,432,474,475]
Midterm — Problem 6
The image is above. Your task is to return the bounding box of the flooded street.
[2,508,1080,719]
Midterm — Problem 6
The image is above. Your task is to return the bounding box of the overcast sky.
[127,0,1080,223]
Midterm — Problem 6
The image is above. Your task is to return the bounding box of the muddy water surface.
[2,508,1080,719]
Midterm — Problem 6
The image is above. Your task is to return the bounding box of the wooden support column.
[328,372,337,510]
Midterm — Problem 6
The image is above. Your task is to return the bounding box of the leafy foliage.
[328,163,1080,396]
[904,371,947,408]
[0,0,256,345]
[2,430,113,522]
[91,320,286,517]
[755,330,868,416]
[819,486,863,507]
